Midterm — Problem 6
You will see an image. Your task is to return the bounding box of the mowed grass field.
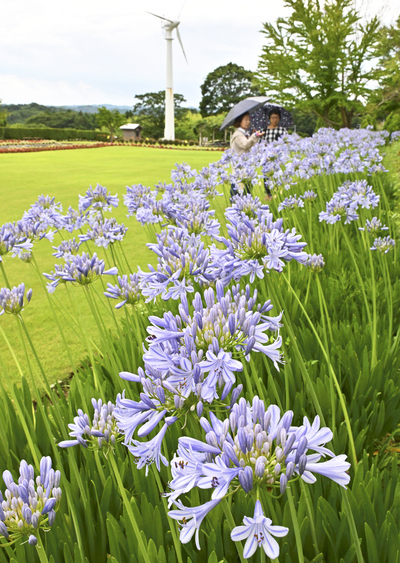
[0,147,222,389]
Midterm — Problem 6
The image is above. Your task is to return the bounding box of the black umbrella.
[219,96,271,130]
[250,104,293,132]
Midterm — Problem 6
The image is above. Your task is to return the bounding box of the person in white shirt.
[230,112,264,198]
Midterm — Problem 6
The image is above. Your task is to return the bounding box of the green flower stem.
[0,326,40,466]
[299,480,319,557]
[368,245,378,369]
[286,488,304,563]
[108,453,152,563]
[36,534,51,563]
[281,272,358,468]
[221,498,246,563]
[0,260,10,288]
[151,465,183,563]
[265,280,326,426]
[117,241,133,273]
[342,231,374,354]
[30,254,88,410]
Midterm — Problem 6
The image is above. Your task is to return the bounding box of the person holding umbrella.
[230,112,265,156]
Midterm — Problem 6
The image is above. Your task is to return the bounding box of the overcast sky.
[1,0,399,108]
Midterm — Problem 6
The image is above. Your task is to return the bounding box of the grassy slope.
[0,147,221,388]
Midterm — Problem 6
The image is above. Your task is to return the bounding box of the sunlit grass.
[0,147,221,388]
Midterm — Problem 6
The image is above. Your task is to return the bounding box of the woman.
[264,109,288,143]
[230,112,264,198]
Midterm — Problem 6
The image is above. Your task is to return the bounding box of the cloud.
[0,0,398,107]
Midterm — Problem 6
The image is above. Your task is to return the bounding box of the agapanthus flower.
[225,194,270,224]
[358,217,389,234]
[58,206,88,233]
[43,252,118,292]
[79,217,128,248]
[0,457,61,547]
[166,396,350,554]
[104,273,142,308]
[211,210,307,283]
[52,238,82,258]
[79,184,119,212]
[231,501,288,559]
[370,236,395,253]
[59,398,121,452]
[0,284,32,315]
[305,253,325,272]
[278,195,304,211]
[16,218,56,243]
[22,196,63,228]
[171,162,196,183]
[391,131,400,142]
[162,194,221,240]
[139,227,218,302]
[319,180,379,225]
[302,190,317,201]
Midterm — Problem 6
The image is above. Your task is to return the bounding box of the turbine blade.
[178,0,187,19]
[146,11,174,23]
[176,26,188,63]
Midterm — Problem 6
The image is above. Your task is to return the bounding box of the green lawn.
[0,147,221,388]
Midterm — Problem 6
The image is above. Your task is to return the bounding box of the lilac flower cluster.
[114,283,282,472]
[211,204,307,284]
[79,217,128,248]
[359,217,389,234]
[43,252,117,292]
[59,399,120,452]
[370,236,395,253]
[22,195,63,229]
[278,195,304,211]
[52,238,82,258]
[139,227,218,302]
[305,253,325,272]
[124,184,163,225]
[225,193,270,224]
[0,457,61,547]
[166,397,350,558]
[104,273,142,308]
[302,190,317,201]
[79,184,119,213]
[319,180,380,224]
[0,284,32,315]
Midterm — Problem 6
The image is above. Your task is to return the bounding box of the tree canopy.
[199,63,261,117]
[97,107,126,141]
[256,0,380,128]
[133,92,186,139]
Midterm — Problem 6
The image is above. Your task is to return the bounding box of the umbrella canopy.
[250,104,293,132]
[219,96,271,131]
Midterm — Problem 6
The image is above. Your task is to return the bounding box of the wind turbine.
[147,7,187,141]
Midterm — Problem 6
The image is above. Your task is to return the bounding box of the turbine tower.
[147,9,187,141]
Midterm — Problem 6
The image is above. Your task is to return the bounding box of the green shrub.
[384,112,400,133]
[0,127,108,141]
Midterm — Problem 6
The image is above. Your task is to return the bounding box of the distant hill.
[60,104,132,114]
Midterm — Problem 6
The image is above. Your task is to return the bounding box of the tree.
[175,111,203,141]
[97,107,126,141]
[25,110,98,130]
[256,0,380,128]
[369,16,400,120]
[133,92,186,139]
[200,63,261,117]
[0,100,7,127]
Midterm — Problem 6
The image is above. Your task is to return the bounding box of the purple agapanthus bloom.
[79,184,119,212]
[0,457,61,546]
[59,398,120,451]
[278,195,304,211]
[52,238,81,258]
[43,252,117,292]
[370,236,395,253]
[79,217,128,248]
[166,396,350,554]
[211,210,308,284]
[305,253,325,272]
[0,283,32,315]
[104,273,142,308]
[231,501,288,559]
[359,217,389,234]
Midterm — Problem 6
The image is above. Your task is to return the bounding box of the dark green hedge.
[0,127,108,141]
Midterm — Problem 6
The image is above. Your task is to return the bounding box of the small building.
[120,124,142,141]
